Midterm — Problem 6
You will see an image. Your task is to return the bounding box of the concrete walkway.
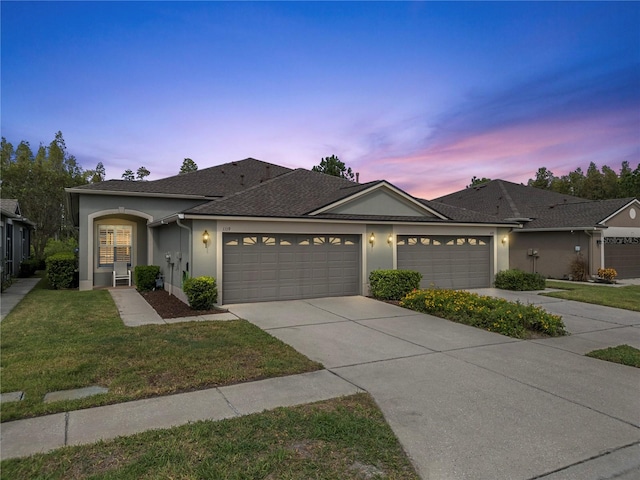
[109,287,239,326]
[0,370,362,461]
[0,277,40,321]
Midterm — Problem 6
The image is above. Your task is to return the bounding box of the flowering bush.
[400,288,567,339]
[597,268,617,282]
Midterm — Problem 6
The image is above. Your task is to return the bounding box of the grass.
[0,278,322,422]
[0,393,419,480]
[544,281,640,311]
[586,345,640,368]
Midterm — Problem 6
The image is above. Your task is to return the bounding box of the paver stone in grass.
[44,386,108,404]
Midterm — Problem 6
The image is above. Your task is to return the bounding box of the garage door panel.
[398,235,491,290]
[604,243,640,279]
[223,233,360,303]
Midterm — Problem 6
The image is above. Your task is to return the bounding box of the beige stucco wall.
[603,203,640,228]
[510,230,602,279]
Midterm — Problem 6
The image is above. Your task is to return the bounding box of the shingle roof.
[0,199,20,216]
[70,158,292,197]
[70,158,516,224]
[434,179,636,229]
[184,169,377,217]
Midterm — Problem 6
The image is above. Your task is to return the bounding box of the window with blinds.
[98,225,132,266]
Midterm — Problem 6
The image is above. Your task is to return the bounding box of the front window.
[98,225,132,267]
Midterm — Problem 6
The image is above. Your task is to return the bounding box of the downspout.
[176,214,192,286]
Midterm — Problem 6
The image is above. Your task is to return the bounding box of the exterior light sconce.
[387,234,394,245]
[369,233,375,245]
[502,236,508,245]
[202,230,210,246]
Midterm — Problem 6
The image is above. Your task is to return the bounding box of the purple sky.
[2,1,638,199]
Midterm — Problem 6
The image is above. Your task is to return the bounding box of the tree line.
[1,132,200,260]
[469,161,639,200]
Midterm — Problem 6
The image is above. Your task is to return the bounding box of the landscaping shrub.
[43,237,78,259]
[568,253,589,281]
[183,276,218,310]
[494,269,546,291]
[369,269,422,301]
[597,268,617,283]
[45,253,76,289]
[18,258,39,277]
[134,265,161,292]
[400,288,567,339]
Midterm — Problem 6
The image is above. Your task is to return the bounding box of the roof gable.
[310,182,445,219]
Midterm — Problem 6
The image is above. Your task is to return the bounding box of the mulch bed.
[140,289,228,319]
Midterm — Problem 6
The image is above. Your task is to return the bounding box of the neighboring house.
[0,199,35,283]
[435,180,640,279]
[67,158,516,304]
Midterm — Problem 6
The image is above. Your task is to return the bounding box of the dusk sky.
[2,1,639,199]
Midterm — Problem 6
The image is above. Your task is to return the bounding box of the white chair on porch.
[113,261,131,287]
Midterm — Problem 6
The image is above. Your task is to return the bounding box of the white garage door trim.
[397,235,492,289]
[223,233,361,303]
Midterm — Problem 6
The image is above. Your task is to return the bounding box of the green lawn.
[586,345,640,368]
[544,281,640,311]
[0,279,322,422]
[1,393,419,479]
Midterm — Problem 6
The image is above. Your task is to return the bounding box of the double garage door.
[223,233,360,303]
[397,235,491,289]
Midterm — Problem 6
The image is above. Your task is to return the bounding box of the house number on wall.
[222,227,231,232]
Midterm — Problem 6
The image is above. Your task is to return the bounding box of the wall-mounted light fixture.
[387,234,394,245]
[202,230,210,246]
[369,232,375,245]
[501,236,508,245]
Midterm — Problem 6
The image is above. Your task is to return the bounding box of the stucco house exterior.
[435,180,640,279]
[67,158,516,304]
[1,199,35,283]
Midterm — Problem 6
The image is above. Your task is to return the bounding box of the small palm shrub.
[369,269,422,300]
[494,269,546,291]
[400,288,567,339]
[183,276,218,310]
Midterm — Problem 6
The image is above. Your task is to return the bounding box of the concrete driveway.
[228,294,640,480]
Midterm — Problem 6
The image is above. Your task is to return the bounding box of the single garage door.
[397,235,491,289]
[223,233,360,303]
[604,239,640,279]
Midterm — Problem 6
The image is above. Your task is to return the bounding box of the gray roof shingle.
[71,158,292,197]
[434,179,636,229]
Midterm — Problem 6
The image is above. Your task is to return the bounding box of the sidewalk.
[1,369,363,460]
[0,277,40,322]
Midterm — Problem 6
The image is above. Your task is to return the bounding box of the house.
[0,199,35,283]
[434,180,640,279]
[66,158,517,304]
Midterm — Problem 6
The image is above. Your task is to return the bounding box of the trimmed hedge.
[134,265,161,292]
[369,269,422,301]
[494,269,546,291]
[45,253,76,289]
[18,258,39,278]
[183,276,218,310]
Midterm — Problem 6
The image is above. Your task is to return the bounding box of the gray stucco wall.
[77,193,205,289]
[364,224,395,288]
[329,190,433,217]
